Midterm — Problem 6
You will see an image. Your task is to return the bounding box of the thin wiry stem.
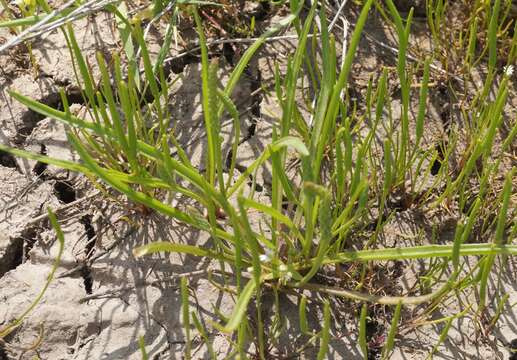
[0,0,117,54]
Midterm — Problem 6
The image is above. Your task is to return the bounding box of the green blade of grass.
[359,304,368,359]
[299,295,310,334]
[138,336,149,360]
[382,302,402,359]
[317,300,331,360]
[0,143,92,175]
[326,243,517,264]
[216,279,257,333]
[312,0,374,176]
[426,317,453,359]
[240,197,303,244]
[191,311,216,359]
[415,57,431,150]
[134,241,213,258]
[479,168,514,310]
[218,5,303,119]
[66,25,96,109]
[298,184,332,285]
[228,136,308,197]
[181,277,191,360]
[67,133,215,233]
[193,7,222,189]
[97,51,129,153]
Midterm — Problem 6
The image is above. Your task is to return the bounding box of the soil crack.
[79,214,96,295]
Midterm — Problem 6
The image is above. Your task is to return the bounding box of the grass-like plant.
[0,0,516,358]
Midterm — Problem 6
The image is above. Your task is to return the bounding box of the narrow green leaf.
[219,279,257,333]
[228,136,308,197]
[219,7,302,119]
[181,277,191,360]
[193,7,220,188]
[97,52,129,152]
[427,317,453,359]
[299,296,310,334]
[479,168,514,310]
[298,189,332,285]
[0,144,92,175]
[359,304,368,359]
[328,243,517,265]
[66,25,95,107]
[382,302,402,359]
[313,0,374,176]
[133,242,211,258]
[191,312,216,359]
[416,57,431,148]
[138,336,149,360]
[317,300,331,360]
[271,136,309,156]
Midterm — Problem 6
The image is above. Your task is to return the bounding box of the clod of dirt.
[387,191,412,212]
[0,261,90,358]
[245,1,271,21]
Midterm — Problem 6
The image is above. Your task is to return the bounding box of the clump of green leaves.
[0,0,516,358]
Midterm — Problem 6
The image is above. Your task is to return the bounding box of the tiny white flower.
[259,248,274,263]
[279,264,288,272]
[504,65,514,77]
